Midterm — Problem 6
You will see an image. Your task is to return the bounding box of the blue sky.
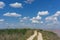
[0,0,60,29]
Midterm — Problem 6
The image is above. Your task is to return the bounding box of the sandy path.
[37,32,43,40]
[27,31,37,40]
[27,31,43,40]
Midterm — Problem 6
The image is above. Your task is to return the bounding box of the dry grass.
[0,29,60,40]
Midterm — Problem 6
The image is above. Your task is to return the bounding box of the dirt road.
[27,31,43,40]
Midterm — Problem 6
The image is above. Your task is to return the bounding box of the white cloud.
[24,0,34,4]
[45,14,58,24]
[31,20,39,23]
[0,19,4,22]
[0,1,5,8]
[30,17,39,23]
[20,20,24,22]
[3,12,21,17]
[30,15,41,20]
[30,13,42,23]
[20,17,29,22]
[45,16,57,21]
[38,11,49,15]
[22,17,29,20]
[45,11,60,22]
[36,15,41,20]
[45,11,60,26]
[54,11,60,16]
[30,15,41,23]
[10,2,23,8]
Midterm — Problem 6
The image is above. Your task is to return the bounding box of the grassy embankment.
[0,29,60,40]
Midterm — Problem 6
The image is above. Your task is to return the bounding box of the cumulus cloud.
[22,17,29,20]
[45,12,59,24]
[45,11,60,22]
[0,19,4,22]
[45,16,57,21]
[30,15,42,23]
[31,20,39,23]
[20,17,30,22]
[38,11,49,15]
[30,17,39,23]
[0,1,5,8]
[36,15,41,20]
[20,20,24,22]
[30,15,41,20]
[10,2,23,8]
[3,12,21,17]
[30,11,48,23]
[54,11,60,17]
[24,0,34,4]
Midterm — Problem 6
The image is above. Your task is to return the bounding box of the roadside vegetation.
[0,29,60,40]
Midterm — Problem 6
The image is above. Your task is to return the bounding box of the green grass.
[0,29,60,40]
